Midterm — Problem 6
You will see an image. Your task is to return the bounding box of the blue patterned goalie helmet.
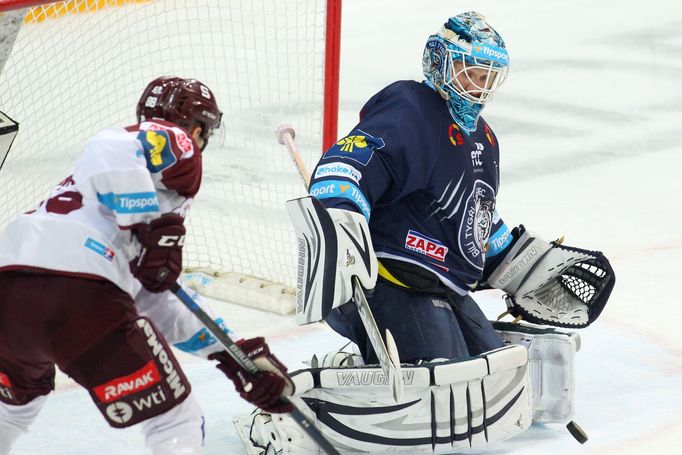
[423,11,509,132]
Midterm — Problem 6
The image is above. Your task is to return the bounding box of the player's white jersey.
[0,120,202,297]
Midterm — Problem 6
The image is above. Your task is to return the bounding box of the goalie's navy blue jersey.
[309,80,512,294]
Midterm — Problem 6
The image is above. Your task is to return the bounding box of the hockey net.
[0,0,341,314]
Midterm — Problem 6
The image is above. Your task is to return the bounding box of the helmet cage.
[445,47,508,104]
[422,12,509,132]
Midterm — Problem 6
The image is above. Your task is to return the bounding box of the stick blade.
[385,329,404,402]
[351,278,404,402]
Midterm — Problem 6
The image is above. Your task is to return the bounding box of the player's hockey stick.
[276,124,404,402]
[170,283,340,455]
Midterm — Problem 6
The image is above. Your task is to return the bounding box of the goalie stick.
[276,124,404,402]
[170,283,340,455]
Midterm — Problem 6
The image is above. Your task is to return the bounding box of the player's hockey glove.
[209,337,295,413]
[486,226,615,328]
[130,213,185,293]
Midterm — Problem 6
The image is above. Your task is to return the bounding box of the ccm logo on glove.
[130,213,186,293]
[157,234,185,247]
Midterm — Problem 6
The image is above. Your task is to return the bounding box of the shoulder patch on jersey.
[138,130,177,173]
[313,162,363,184]
[137,120,198,159]
[322,129,384,166]
[309,180,371,221]
[484,123,496,147]
[448,123,464,146]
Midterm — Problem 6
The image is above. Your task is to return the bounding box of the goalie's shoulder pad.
[287,196,377,325]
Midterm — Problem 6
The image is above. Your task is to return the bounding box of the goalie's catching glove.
[209,337,295,413]
[486,226,615,328]
[130,213,185,293]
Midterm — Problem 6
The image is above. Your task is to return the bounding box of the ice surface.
[9,0,682,453]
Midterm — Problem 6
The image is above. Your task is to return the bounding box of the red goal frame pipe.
[323,0,341,153]
[0,0,59,11]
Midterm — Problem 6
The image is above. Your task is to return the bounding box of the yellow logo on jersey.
[146,131,167,166]
[336,135,367,153]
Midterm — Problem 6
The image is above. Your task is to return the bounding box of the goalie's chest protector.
[356,81,501,293]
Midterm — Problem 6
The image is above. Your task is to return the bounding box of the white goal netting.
[0,0,339,313]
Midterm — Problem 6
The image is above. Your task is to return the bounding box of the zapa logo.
[405,230,449,262]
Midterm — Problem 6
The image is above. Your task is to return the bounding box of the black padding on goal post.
[0,110,19,173]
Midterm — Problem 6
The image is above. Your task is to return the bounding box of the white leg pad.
[141,393,204,455]
[494,321,580,423]
[235,345,532,454]
[0,395,47,455]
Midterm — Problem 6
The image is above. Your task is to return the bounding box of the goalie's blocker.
[487,226,615,328]
[286,196,377,325]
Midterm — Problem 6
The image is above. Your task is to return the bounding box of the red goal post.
[0,0,342,314]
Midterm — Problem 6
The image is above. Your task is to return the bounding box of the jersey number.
[45,191,83,215]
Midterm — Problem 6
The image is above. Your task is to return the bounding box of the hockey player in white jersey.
[0,76,294,454]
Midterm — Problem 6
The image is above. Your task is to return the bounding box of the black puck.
[566,420,588,444]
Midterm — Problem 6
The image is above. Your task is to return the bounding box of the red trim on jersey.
[0,372,12,387]
[0,266,109,282]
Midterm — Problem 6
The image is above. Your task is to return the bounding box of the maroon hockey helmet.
[136,76,223,150]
